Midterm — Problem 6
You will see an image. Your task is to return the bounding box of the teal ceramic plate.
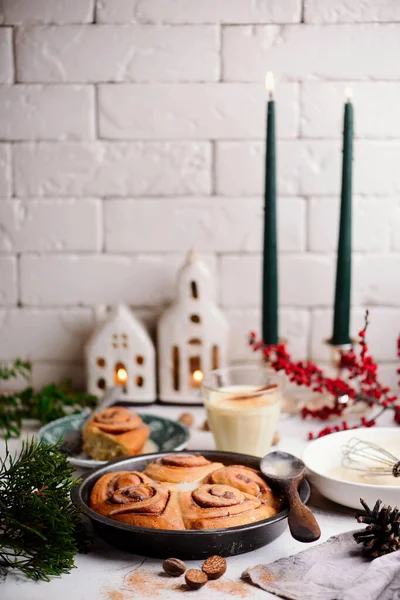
[37,412,189,469]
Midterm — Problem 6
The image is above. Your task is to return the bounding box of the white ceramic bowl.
[302,427,400,510]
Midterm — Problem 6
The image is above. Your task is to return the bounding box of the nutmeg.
[178,412,194,428]
[272,431,280,445]
[162,557,187,577]
[202,555,227,580]
[201,419,210,431]
[185,568,208,590]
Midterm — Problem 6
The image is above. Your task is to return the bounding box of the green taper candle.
[330,88,354,346]
[262,72,278,345]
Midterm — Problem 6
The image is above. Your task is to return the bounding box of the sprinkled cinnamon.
[209,578,251,598]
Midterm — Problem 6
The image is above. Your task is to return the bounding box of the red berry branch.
[249,311,400,439]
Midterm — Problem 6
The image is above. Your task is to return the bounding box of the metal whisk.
[341,438,400,478]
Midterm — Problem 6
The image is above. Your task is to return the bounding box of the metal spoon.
[260,450,321,543]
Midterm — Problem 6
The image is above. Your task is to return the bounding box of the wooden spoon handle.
[287,480,321,543]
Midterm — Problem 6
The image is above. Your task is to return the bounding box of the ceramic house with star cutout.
[85,304,156,403]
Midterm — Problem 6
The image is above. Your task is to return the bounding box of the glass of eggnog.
[202,365,283,457]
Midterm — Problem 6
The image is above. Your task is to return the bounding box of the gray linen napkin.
[242,532,400,600]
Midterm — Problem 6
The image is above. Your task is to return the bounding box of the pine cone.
[353,497,400,558]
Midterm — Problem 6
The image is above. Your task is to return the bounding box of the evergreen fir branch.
[0,438,89,581]
[0,360,97,438]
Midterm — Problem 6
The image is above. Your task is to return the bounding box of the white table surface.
[1,403,385,600]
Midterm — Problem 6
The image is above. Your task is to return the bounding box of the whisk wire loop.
[341,438,400,477]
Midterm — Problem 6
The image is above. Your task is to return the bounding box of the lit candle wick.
[345,86,353,102]
[117,367,128,383]
[265,71,275,99]
[192,370,203,383]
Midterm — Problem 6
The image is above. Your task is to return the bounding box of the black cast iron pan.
[71,450,310,559]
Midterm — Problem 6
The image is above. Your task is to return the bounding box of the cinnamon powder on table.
[103,566,253,599]
[209,579,251,598]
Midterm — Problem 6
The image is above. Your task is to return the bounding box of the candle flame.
[116,367,128,383]
[192,370,203,383]
[345,87,353,102]
[265,71,275,96]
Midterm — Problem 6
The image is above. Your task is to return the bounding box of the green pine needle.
[0,437,89,581]
[0,360,97,438]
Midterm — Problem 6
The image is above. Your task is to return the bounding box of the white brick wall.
[0,85,95,140]
[98,83,299,139]
[0,0,399,391]
[16,25,219,83]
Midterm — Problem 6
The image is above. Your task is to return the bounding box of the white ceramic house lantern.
[158,250,229,403]
[85,304,155,403]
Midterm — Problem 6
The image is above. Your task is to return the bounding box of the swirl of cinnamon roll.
[202,465,283,510]
[90,476,184,530]
[90,471,154,506]
[82,407,150,460]
[179,484,277,530]
[144,454,224,483]
[91,407,143,433]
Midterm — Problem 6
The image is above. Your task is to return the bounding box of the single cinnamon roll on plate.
[179,484,277,530]
[202,465,284,510]
[144,453,224,483]
[82,407,150,461]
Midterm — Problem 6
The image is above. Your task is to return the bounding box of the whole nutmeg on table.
[201,419,210,431]
[202,555,227,579]
[162,557,187,577]
[185,568,208,590]
[178,412,194,428]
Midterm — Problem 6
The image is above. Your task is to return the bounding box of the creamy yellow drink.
[203,383,281,457]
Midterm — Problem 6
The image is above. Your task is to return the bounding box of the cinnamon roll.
[144,454,224,483]
[90,472,184,530]
[180,484,277,530]
[202,465,283,510]
[90,471,154,506]
[82,407,150,461]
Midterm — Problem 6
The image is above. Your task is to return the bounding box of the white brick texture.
[216,141,400,196]
[223,25,400,81]
[0,199,101,252]
[15,25,219,83]
[20,254,216,307]
[309,197,399,253]
[304,0,400,23]
[226,308,309,362]
[0,308,95,360]
[0,29,13,83]
[353,255,400,306]
[31,362,86,390]
[0,257,17,305]
[98,83,298,139]
[1,0,94,25]
[0,2,399,389]
[220,254,335,308]
[125,0,301,24]
[311,308,400,363]
[105,197,305,252]
[0,144,11,196]
[0,85,95,140]
[302,82,400,139]
[14,142,211,196]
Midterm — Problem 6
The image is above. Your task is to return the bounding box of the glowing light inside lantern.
[192,369,203,383]
[116,367,128,384]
